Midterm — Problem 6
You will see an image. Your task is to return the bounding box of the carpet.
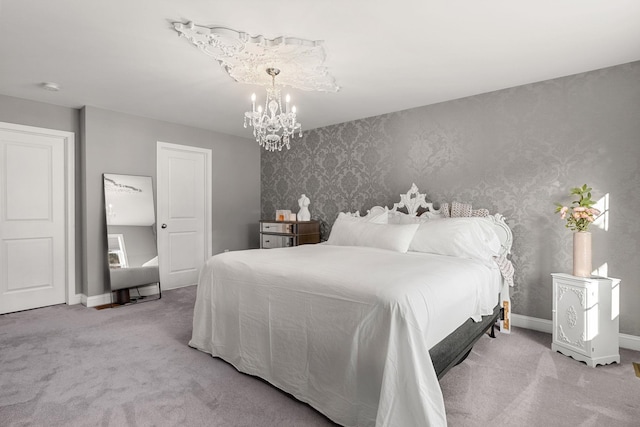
[1,286,639,426]
[440,321,640,426]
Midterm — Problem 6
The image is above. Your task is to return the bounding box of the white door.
[0,124,73,314]
[157,142,211,290]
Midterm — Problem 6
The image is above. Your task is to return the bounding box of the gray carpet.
[441,322,640,426]
[1,286,639,426]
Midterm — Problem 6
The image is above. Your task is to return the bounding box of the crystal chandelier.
[244,68,302,152]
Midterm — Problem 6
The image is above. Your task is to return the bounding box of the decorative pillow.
[408,217,501,264]
[326,215,419,253]
[450,201,473,218]
[472,208,490,217]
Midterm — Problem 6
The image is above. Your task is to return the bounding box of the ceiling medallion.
[173,21,339,92]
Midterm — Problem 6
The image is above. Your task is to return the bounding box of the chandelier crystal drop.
[244,68,302,152]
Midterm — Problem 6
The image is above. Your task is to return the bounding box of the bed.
[189,185,513,427]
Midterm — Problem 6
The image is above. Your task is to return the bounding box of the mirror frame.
[103,173,161,305]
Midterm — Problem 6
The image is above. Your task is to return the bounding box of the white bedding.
[190,244,500,427]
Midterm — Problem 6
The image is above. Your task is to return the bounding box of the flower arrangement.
[555,184,601,232]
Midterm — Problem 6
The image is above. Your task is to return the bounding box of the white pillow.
[408,217,501,264]
[326,215,419,253]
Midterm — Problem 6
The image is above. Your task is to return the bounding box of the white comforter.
[190,244,500,427]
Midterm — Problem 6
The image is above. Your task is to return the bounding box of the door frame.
[0,121,77,305]
[156,141,213,285]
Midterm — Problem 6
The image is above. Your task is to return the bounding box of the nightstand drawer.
[260,222,293,234]
[261,234,295,249]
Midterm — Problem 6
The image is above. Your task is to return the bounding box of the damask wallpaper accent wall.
[261,61,640,337]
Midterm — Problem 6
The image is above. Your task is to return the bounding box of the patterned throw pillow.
[440,203,451,218]
[472,208,489,217]
[450,201,472,218]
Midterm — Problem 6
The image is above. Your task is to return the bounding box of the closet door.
[0,123,73,313]
[156,142,211,290]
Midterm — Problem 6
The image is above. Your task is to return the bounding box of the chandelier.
[244,68,302,152]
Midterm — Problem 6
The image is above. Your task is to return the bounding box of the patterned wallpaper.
[261,61,640,336]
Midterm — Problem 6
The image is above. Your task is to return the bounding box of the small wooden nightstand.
[551,273,620,367]
[259,220,320,249]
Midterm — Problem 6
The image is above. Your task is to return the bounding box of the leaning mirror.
[103,174,160,305]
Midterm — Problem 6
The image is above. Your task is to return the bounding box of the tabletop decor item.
[298,194,311,221]
[275,209,291,222]
[555,184,601,277]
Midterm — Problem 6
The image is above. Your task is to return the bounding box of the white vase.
[573,231,592,277]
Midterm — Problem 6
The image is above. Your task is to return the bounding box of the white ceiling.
[1,0,639,139]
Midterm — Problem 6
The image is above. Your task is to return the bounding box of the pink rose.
[574,207,586,212]
[560,206,568,219]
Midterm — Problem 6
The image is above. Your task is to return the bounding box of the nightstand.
[551,273,620,367]
[259,220,320,249]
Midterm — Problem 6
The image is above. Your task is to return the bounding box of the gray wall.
[0,94,83,294]
[83,106,261,297]
[0,96,260,299]
[261,61,640,336]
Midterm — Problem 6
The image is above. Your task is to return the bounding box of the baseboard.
[511,313,640,352]
[511,314,552,334]
[80,284,161,308]
[130,284,161,297]
[82,293,112,308]
[619,333,640,352]
[161,282,197,291]
[67,293,83,306]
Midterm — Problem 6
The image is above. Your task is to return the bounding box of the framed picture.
[275,209,291,222]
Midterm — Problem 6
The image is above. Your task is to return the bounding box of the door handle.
[161,224,167,229]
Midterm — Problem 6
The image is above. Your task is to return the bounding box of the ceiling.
[1,0,639,139]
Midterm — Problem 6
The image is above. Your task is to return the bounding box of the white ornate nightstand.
[551,273,620,367]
